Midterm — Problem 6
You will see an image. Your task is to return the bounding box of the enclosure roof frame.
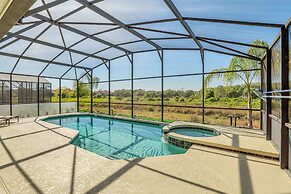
[0,0,286,80]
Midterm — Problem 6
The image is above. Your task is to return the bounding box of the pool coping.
[39,112,167,143]
[163,123,221,149]
[40,112,166,126]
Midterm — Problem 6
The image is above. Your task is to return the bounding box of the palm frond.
[204,68,228,87]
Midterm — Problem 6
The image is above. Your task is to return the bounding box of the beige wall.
[0,0,36,39]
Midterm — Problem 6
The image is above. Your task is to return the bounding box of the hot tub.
[163,124,220,149]
[171,127,219,137]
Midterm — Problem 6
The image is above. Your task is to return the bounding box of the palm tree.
[74,73,100,97]
[90,76,100,89]
[205,39,268,129]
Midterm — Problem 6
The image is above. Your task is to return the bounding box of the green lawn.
[55,96,260,109]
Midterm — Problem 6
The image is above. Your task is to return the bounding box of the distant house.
[0,74,52,105]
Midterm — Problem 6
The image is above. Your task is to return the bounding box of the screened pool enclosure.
[0,0,290,169]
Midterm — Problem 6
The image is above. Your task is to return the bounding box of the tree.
[74,74,100,97]
[73,82,90,97]
[205,39,268,129]
[205,89,214,99]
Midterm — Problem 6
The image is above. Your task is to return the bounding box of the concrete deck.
[0,117,290,194]
[166,122,279,159]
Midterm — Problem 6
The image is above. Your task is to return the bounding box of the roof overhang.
[0,0,36,39]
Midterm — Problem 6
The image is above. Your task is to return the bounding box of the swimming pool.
[43,115,187,159]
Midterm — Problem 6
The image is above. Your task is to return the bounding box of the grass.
[77,96,261,129]
[54,96,260,108]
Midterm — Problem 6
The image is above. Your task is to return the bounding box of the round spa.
[171,127,218,137]
[164,125,220,149]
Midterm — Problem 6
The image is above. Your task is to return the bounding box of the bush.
[164,98,170,101]
[179,98,185,102]
[206,97,218,103]
[147,98,155,101]
[148,107,155,112]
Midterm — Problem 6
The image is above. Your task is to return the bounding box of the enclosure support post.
[201,50,205,124]
[108,61,111,115]
[161,50,164,122]
[90,70,93,113]
[59,78,61,114]
[131,54,134,118]
[280,26,289,169]
[37,77,40,116]
[9,74,12,116]
[77,80,79,112]
[260,59,267,130]
[1,81,3,105]
[266,49,272,140]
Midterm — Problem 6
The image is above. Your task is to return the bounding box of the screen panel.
[120,41,155,52]
[153,38,198,49]
[95,48,125,59]
[164,75,202,123]
[95,28,140,45]
[41,64,71,78]
[93,64,108,82]
[172,0,290,24]
[133,78,161,121]
[1,39,32,55]
[271,39,281,118]
[164,50,202,76]
[38,25,66,47]
[79,82,91,112]
[40,78,59,116]
[11,75,38,117]
[204,71,261,128]
[76,56,103,69]
[20,23,51,39]
[46,0,84,20]
[92,82,109,115]
[0,77,10,105]
[97,0,175,24]
[204,108,260,128]
[110,56,131,80]
[111,80,131,117]
[13,60,47,76]
[134,51,161,78]
[0,55,17,73]
[0,76,10,116]
[61,80,77,113]
[71,38,108,55]
[188,21,279,45]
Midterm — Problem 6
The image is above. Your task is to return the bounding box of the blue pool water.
[43,115,187,159]
[171,128,218,137]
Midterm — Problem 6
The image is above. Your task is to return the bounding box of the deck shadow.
[85,158,143,193]
[232,134,254,194]
[0,137,44,194]
[85,156,226,194]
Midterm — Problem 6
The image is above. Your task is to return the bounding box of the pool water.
[172,128,218,137]
[43,115,187,159]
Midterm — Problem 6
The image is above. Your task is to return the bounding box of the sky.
[0,0,290,90]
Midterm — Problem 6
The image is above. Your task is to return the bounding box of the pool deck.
[0,116,290,194]
[166,121,279,159]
